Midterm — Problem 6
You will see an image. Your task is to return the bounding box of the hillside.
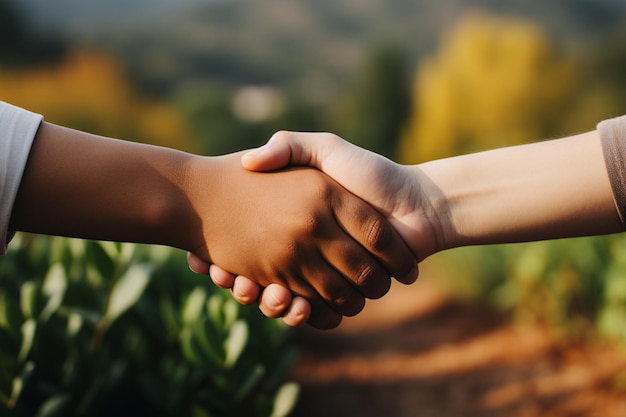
[12,0,626,98]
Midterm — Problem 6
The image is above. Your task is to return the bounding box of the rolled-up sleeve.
[598,115,626,228]
[0,101,42,254]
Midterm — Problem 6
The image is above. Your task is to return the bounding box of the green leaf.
[68,307,101,327]
[0,292,21,337]
[9,361,34,406]
[183,287,207,325]
[40,263,67,322]
[34,393,71,417]
[97,241,123,261]
[269,382,300,417]
[103,264,151,326]
[20,282,37,319]
[222,298,239,329]
[86,243,115,282]
[192,319,224,365]
[147,244,172,264]
[67,238,86,260]
[180,327,202,365]
[234,365,265,402]
[207,293,224,325]
[66,312,83,338]
[118,242,137,266]
[224,320,248,368]
[160,298,182,334]
[17,319,36,362]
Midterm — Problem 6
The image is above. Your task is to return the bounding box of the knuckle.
[274,242,300,268]
[312,177,333,201]
[364,215,393,252]
[320,132,342,145]
[272,130,290,142]
[331,286,365,317]
[354,261,379,287]
[300,212,323,236]
[355,262,390,299]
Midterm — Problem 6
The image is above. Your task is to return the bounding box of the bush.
[437,234,626,343]
[0,235,299,417]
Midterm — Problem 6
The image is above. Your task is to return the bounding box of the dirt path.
[289,268,626,417]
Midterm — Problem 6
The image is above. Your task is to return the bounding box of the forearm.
[416,130,623,251]
[9,122,201,250]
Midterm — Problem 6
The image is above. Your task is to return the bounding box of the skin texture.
[9,122,417,329]
[202,129,623,326]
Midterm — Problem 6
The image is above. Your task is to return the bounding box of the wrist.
[418,154,500,252]
[416,131,622,250]
[159,154,214,254]
[403,162,457,258]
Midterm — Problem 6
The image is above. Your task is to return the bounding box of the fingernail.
[285,306,307,327]
[233,289,251,305]
[267,293,284,309]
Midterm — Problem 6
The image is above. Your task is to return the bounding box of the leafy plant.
[437,234,626,343]
[0,234,299,417]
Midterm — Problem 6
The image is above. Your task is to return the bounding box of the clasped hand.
[187,150,419,329]
[189,132,440,329]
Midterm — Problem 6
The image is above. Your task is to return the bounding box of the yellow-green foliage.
[0,52,197,152]
[401,13,626,346]
[436,234,626,343]
[399,13,577,163]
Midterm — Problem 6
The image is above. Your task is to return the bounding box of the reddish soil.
[289,265,626,417]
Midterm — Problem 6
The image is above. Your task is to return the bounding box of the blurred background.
[2,0,626,416]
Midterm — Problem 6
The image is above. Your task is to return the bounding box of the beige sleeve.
[598,115,626,228]
[0,102,42,254]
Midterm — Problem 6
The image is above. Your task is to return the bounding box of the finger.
[187,252,210,274]
[299,256,366,317]
[242,133,420,284]
[242,131,351,178]
[307,302,342,330]
[274,271,343,330]
[258,284,293,318]
[208,264,237,289]
[332,192,418,286]
[320,237,391,300]
[282,296,311,327]
[232,276,261,306]
[241,131,296,172]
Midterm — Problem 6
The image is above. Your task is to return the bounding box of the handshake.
[11,110,621,330]
[185,127,621,329]
[187,131,435,329]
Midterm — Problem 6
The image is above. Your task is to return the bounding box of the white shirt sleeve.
[0,101,43,254]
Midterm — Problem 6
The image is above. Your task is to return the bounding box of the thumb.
[242,130,321,172]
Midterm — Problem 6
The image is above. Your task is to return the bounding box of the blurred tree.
[0,0,66,68]
[186,93,262,156]
[583,24,626,115]
[0,52,197,152]
[333,44,411,158]
[399,13,578,163]
[186,91,322,156]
